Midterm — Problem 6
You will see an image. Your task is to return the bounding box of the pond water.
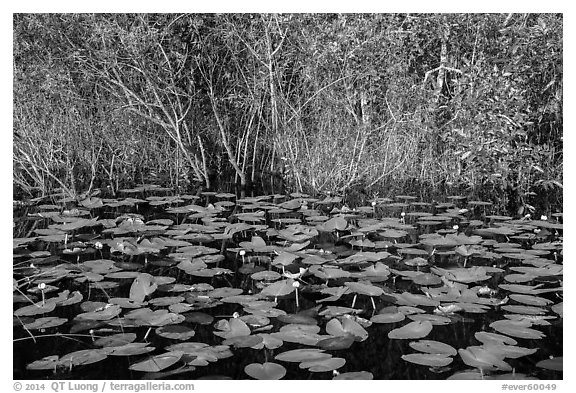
[13,186,563,380]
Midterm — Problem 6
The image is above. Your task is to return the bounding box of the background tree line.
[13,13,562,214]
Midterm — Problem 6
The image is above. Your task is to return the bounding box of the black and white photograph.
[10,4,566,385]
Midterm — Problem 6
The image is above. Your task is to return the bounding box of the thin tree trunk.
[207,89,247,187]
[436,19,450,99]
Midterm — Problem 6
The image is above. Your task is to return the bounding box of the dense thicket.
[13,13,562,214]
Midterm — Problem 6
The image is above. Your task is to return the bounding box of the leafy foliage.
[13,14,562,215]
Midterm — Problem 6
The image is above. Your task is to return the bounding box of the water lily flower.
[477,286,491,296]
[38,283,46,305]
[292,281,301,308]
[237,249,247,266]
[434,304,462,314]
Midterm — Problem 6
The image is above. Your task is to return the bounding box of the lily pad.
[489,319,546,340]
[371,312,405,324]
[260,279,296,297]
[299,357,346,372]
[458,347,512,372]
[213,317,251,339]
[129,273,157,302]
[26,355,60,371]
[409,340,457,356]
[14,301,56,317]
[333,371,374,380]
[475,331,518,346]
[388,320,433,340]
[94,333,137,347]
[401,353,453,367]
[325,317,368,341]
[317,335,355,350]
[59,349,108,367]
[536,357,562,371]
[275,349,331,363]
[223,334,264,348]
[75,304,121,321]
[244,362,286,380]
[129,351,183,372]
[250,333,284,350]
[23,316,67,330]
[155,325,195,340]
[107,343,156,357]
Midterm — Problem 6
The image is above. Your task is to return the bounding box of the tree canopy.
[13,13,562,213]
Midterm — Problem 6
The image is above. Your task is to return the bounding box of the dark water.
[13,190,563,380]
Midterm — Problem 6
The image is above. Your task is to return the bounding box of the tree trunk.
[436,19,450,99]
[208,91,247,187]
